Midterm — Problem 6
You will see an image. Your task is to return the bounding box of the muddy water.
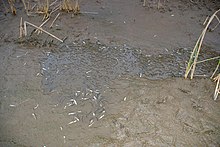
[40,40,218,93]
[39,40,218,126]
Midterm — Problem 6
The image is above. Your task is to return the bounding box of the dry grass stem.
[50,13,60,28]
[184,9,220,79]
[75,0,80,13]
[213,74,220,100]
[143,0,146,6]
[196,56,220,64]
[34,17,50,34]
[19,17,24,38]
[50,4,60,15]
[203,16,209,26]
[21,0,27,11]
[50,0,58,6]
[8,0,16,15]
[31,4,37,10]
[211,60,220,79]
[24,20,27,36]
[60,0,80,14]
[80,11,98,15]
[36,0,50,20]
[24,21,63,42]
[157,0,163,9]
[210,15,220,31]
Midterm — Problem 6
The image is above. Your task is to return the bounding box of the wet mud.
[0,0,220,146]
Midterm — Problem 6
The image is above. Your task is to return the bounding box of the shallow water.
[40,40,218,93]
[38,40,218,125]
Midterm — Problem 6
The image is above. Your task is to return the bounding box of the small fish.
[32,113,37,120]
[88,121,94,127]
[34,104,39,110]
[139,73,142,77]
[99,114,105,120]
[9,104,16,107]
[68,112,76,115]
[74,116,80,121]
[68,120,77,125]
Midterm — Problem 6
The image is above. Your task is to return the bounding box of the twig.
[50,13,60,28]
[24,21,63,42]
[34,17,50,34]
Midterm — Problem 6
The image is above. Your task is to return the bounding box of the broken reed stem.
[184,9,220,79]
[24,20,27,36]
[50,12,60,28]
[19,17,24,38]
[143,0,146,6]
[24,21,63,42]
[211,60,220,79]
[34,17,50,33]
[214,74,220,100]
[21,0,27,11]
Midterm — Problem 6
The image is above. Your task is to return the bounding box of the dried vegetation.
[184,9,220,100]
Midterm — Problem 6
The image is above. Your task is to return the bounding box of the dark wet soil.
[0,0,220,146]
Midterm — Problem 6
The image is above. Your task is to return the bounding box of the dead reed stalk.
[49,12,60,28]
[184,9,220,79]
[24,21,63,42]
[214,74,220,100]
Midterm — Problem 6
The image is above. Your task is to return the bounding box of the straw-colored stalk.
[157,0,163,9]
[184,9,220,79]
[24,21,63,42]
[19,17,24,38]
[21,0,27,12]
[213,74,220,100]
[50,13,60,28]
[211,60,220,79]
[37,0,50,20]
[8,0,16,15]
[143,0,146,7]
[60,0,80,14]
[33,17,50,34]
[74,0,80,14]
